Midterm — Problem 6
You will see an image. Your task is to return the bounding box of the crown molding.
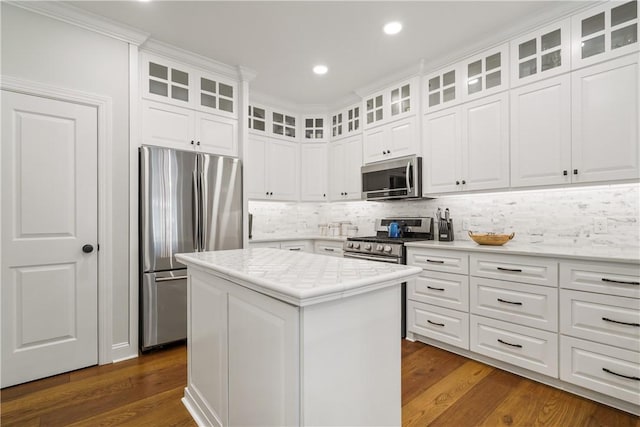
[238,65,258,83]
[5,1,150,45]
[327,93,362,113]
[141,38,243,81]
[249,91,301,113]
[353,62,423,98]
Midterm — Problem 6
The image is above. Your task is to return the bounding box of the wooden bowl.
[468,231,515,246]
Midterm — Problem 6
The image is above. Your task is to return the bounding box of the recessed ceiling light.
[383,21,402,35]
[313,65,328,75]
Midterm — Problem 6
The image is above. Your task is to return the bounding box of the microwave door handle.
[406,161,412,192]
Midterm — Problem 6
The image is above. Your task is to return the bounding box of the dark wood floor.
[2,340,638,426]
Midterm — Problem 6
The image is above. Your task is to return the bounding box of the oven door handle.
[406,160,412,193]
[343,252,401,264]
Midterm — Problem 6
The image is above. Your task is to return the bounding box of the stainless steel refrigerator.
[139,145,242,351]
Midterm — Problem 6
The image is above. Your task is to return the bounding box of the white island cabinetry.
[176,249,421,427]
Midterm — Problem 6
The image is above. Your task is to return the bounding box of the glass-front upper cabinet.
[332,112,343,138]
[364,93,384,126]
[272,111,296,139]
[510,19,571,87]
[390,83,411,117]
[423,66,459,113]
[248,105,266,133]
[303,116,327,141]
[346,105,360,133]
[330,103,362,140]
[462,43,509,101]
[197,75,236,116]
[144,56,191,105]
[572,1,638,68]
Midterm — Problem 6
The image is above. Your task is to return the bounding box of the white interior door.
[1,90,98,388]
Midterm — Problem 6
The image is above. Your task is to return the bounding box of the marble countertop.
[176,248,421,306]
[249,235,347,243]
[404,240,640,264]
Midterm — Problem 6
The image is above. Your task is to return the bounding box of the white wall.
[249,183,640,250]
[1,5,133,356]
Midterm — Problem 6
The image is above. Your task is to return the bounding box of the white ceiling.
[67,1,593,108]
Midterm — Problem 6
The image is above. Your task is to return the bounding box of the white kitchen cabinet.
[330,103,362,140]
[423,92,509,194]
[141,100,237,156]
[328,135,362,200]
[363,77,419,129]
[141,52,237,118]
[363,115,419,164]
[510,18,571,87]
[302,116,327,141]
[300,143,328,201]
[571,1,639,70]
[407,300,470,350]
[510,74,571,188]
[571,54,639,184]
[423,65,460,113]
[248,104,267,133]
[313,240,344,257]
[271,110,297,140]
[280,240,313,253]
[247,136,299,201]
[462,43,510,101]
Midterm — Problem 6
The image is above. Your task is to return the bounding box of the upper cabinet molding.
[354,62,424,100]
[5,1,150,45]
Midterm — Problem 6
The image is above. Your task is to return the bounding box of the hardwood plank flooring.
[1,341,638,426]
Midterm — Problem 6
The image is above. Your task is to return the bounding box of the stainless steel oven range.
[343,217,434,337]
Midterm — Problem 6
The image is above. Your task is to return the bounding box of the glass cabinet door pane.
[375,95,383,107]
[401,84,410,98]
[316,118,323,127]
[201,93,216,108]
[582,35,605,58]
[285,115,295,126]
[541,50,562,71]
[375,109,383,121]
[172,86,189,101]
[611,1,637,27]
[149,80,168,96]
[172,69,189,85]
[391,88,400,102]
[519,58,537,78]
[541,29,561,51]
[612,24,638,49]
[201,78,216,93]
[486,71,501,89]
[443,87,455,102]
[306,118,313,127]
[219,83,233,98]
[354,119,359,130]
[367,112,374,124]
[468,77,482,94]
[149,62,168,79]
[305,130,313,138]
[366,99,374,111]
[254,107,265,119]
[391,103,399,116]
[485,53,501,71]
[219,98,233,112]
[443,70,455,86]
[354,107,359,117]
[468,60,482,77]
[254,121,265,131]
[429,76,440,91]
[519,39,537,59]
[348,109,353,119]
[429,92,440,107]
[337,113,342,123]
[273,112,283,123]
[316,130,323,138]
[401,100,410,113]
[582,12,605,37]
[273,124,284,135]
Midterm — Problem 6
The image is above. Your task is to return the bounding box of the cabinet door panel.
[422,107,461,194]
[363,126,386,164]
[462,93,510,191]
[511,75,571,187]
[268,140,299,201]
[195,112,237,156]
[247,137,267,199]
[572,55,639,183]
[389,116,418,158]
[328,141,345,200]
[142,101,193,149]
[342,136,363,199]
[301,144,328,201]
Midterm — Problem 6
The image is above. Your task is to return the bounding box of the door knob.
[82,244,94,253]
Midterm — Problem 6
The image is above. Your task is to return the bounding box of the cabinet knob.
[270,192,273,196]
[462,180,466,185]
[266,191,269,196]
[197,141,201,146]
[456,180,460,185]
[323,193,326,197]
[573,169,578,175]
[190,140,194,145]
[382,151,385,155]
[563,170,568,176]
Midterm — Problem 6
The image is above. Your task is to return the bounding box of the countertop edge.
[249,235,347,243]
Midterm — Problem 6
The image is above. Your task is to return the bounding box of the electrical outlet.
[462,218,470,231]
[594,217,608,234]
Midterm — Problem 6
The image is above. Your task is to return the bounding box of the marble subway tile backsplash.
[249,183,640,249]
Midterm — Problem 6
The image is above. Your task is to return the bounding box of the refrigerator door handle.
[192,167,200,252]
[198,170,205,251]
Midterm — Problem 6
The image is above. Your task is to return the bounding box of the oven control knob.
[354,243,360,249]
[383,245,392,253]
[347,242,353,248]
[364,244,372,251]
[376,244,383,252]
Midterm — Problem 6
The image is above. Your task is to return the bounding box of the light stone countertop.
[176,248,422,306]
[404,240,640,264]
[249,235,347,243]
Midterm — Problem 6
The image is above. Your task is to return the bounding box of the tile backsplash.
[249,183,640,249]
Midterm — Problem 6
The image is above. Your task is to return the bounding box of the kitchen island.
[175,248,421,427]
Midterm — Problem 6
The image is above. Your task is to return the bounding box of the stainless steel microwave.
[361,155,422,200]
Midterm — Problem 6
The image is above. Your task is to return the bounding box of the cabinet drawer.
[470,254,558,287]
[408,271,469,312]
[280,240,312,253]
[560,290,640,352]
[560,336,640,405]
[407,249,469,275]
[407,300,469,350]
[470,315,558,377]
[313,241,344,257]
[560,261,640,299]
[470,277,558,332]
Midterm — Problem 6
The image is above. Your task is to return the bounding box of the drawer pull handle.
[602,317,640,327]
[602,278,640,286]
[427,319,445,327]
[497,267,522,273]
[497,298,523,306]
[288,248,301,251]
[427,286,445,291]
[426,259,445,264]
[324,248,335,252]
[497,339,522,348]
[602,368,640,381]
